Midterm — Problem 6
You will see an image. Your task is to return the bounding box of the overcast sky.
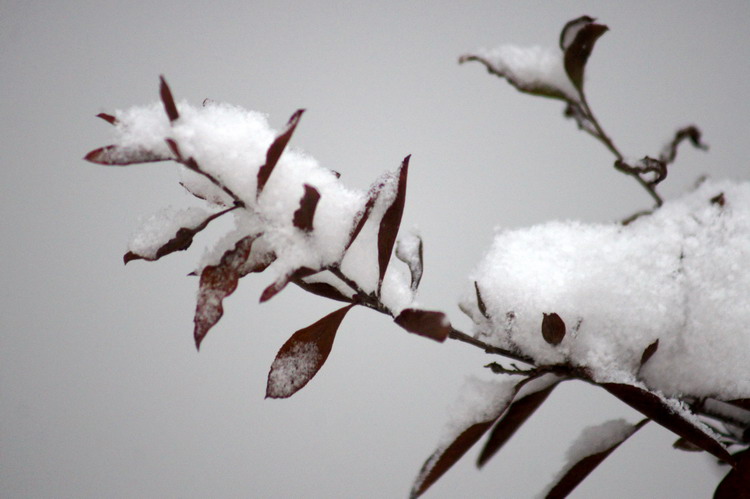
[2,1,749,498]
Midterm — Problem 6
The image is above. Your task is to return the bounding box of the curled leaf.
[256,109,305,198]
[260,267,317,303]
[660,125,708,165]
[266,304,354,399]
[541,312,566,345]
[394,308,450,342]
[560,16,608,91]
[377,155,409,292]
[395,232,423,292]
[292,184,320,232]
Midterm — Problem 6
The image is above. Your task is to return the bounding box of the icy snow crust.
[464,180,750,400]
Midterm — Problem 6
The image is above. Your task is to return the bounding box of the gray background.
[2,1,748,497]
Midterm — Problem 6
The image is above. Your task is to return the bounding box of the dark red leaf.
[194,235,265,349]
[394,308,450,342]
[293,279,352,303]
[602,383,734,464]
[478,379,559,467]
[84,145,171,165]
[714,449,750,499]
[256,109,305,198]
[546,419,648,499]
[542,313,566,345]
[260,267,317,303]
[96,112,117,125]
[377,155,409,292]
[344,177,384,251]
[292,184,320,232]
[474,282,490,319]
[159,75,179,123]
[640,339,659,366]
[561,18,608,91]
[411,420,496,499]
[265,304,354,399]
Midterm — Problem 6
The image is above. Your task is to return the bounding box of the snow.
[462,179,750,400]
[474,44,578,101]
[127,206,209,259]
[266,341,322,398]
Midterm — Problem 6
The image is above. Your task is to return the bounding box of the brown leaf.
[561,17,608,91]
[477,379,559,467]
[726,399,750,411]
[256,109,305,198]
[377,155,409,292]
[394,308,450,342]
[96,112,118,125]
[660,125,708,165]
[602,383,734,464]
[545,419,648,499]
[714,449,750,499]
[542,313,566,345]
[292,184,320,232]
[159,75,179,123]
[194,235,264,349]
[640,339,659,366]
[84,145,171,166]
[265,304,354,399]
[673,437,704,452]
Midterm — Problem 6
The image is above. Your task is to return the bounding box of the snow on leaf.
[124,206,235,264]
[560,17,608,91]
[194,235,262,349]
[395,230,423,292]
[293,280,352,304]
[394,309,450,342]
[265,304,354,399]
[541,312,566,345]
[84,145,172,165]
[477,375,561,467]
[159,75,179,123]
[260,267,317,303]
[256,108,305,198]
[602,383,734,464]
[292,184,320,233]
[543,418,648,499]
[377,155,409,293]
[410,377,517,498]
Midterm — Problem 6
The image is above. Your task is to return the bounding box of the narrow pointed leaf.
[602,383,734,464]
[345,176,384,251]
[256,109,305,198]
[266,304,354,399]
[394,308,450,342]
[260,267,317,303]
[673,437,703,452]
[562,19,608,90]
[714,449,750,499]
[292,184,320,232]
[640,339,659,366]
[293,279,352,303]
[159,75,179,122]
[542,312,566,345]
[84,145,171,165]
[96,112,118,125]
[194,235,261,349]
[377,155,409,291]
[545,419,648,499]
[478,378,560,467]
[474,282,490,319]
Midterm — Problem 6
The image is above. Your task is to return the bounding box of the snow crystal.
[462,180,750,400]
[477,45,578,101]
